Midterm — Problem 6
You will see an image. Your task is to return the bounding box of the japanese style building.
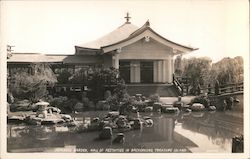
[7,14,198,96]
[74,14,197,84]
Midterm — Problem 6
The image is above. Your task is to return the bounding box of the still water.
[7,111,243,153]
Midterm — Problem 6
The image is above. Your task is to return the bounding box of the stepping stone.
[99,126,113,140]
[113,133,125,144]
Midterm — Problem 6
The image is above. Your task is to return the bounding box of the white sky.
[1,0,249,62]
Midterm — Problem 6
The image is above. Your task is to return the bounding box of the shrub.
[104,90,112,100]
[87,67,128,103]
[48,96,80,113]
[149,94,160,103]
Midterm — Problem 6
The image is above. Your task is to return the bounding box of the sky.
[1,0,249,62]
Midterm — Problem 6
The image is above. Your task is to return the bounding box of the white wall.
[119,38,172,60]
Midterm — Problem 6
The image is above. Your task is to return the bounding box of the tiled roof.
[76,21,197,51]
[63,55,101,64]
[76,23,139,49]
[7,53,66,63]
[103,21,198,51]
[7,53,100,64]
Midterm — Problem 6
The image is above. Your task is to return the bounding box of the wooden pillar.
[136,61,140,83]
[130,61,140,83]
[130,62,135,83]
[162,60,166,83]
[171,57,174,82]
[114,53,119,69]
[153,61,158,83]
[157,61,161,83]
[168,58,172,83]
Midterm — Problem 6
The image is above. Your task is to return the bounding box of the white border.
[0,0,249,159]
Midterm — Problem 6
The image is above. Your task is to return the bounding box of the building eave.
[75,46,100,51]
[75,46,102,55]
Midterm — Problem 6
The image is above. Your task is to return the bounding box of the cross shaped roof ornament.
[124,12,131,24]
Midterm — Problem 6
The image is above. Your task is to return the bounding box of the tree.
[174,55,183,76]
[57,69,72,84]
[174,56,243,95]
[88,67,126,103]
[209,56,243,85]
[8,63,57,102]
[182,57,212,87]
[69,67,88,84]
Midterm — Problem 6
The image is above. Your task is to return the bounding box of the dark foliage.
[8,63,57,102]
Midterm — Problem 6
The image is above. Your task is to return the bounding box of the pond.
[7,111,243,153]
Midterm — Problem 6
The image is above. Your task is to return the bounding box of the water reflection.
[7,111,243,153]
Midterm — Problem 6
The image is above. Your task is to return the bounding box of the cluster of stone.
[75,111,154,144]
[8,105,74,125]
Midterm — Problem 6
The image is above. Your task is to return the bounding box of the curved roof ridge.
[129,20,150,37]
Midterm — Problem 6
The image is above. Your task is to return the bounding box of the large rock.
[98,120,113,129]
[99,126,113,139]
[116,115,128,129]
[143,116,153,127]
[91,117,100,123]
[184,108,192,113]
[190,103,205,111]
[103,121,118,130]
[7,115,25,124]
[162,107,179,114]
[47,107,61,114]
[130,105,139,113]
[113,133,125,144]
[61,114,72,122]
[135,94,142,101]
[161,104,174,113]
[144,107,153,112]
[132,118,143,129]
[173,101,184,110]
[106,111,119,119]
[153,102,162,111]
[208,105,216,111]
[123,123,132,132]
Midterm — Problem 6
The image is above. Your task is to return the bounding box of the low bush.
[148,94,160,103]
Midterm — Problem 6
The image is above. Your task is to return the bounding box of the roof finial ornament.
[124,12,131,24]
[146,19,150,26]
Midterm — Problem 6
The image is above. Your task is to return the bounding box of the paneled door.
[140,61,153,83]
